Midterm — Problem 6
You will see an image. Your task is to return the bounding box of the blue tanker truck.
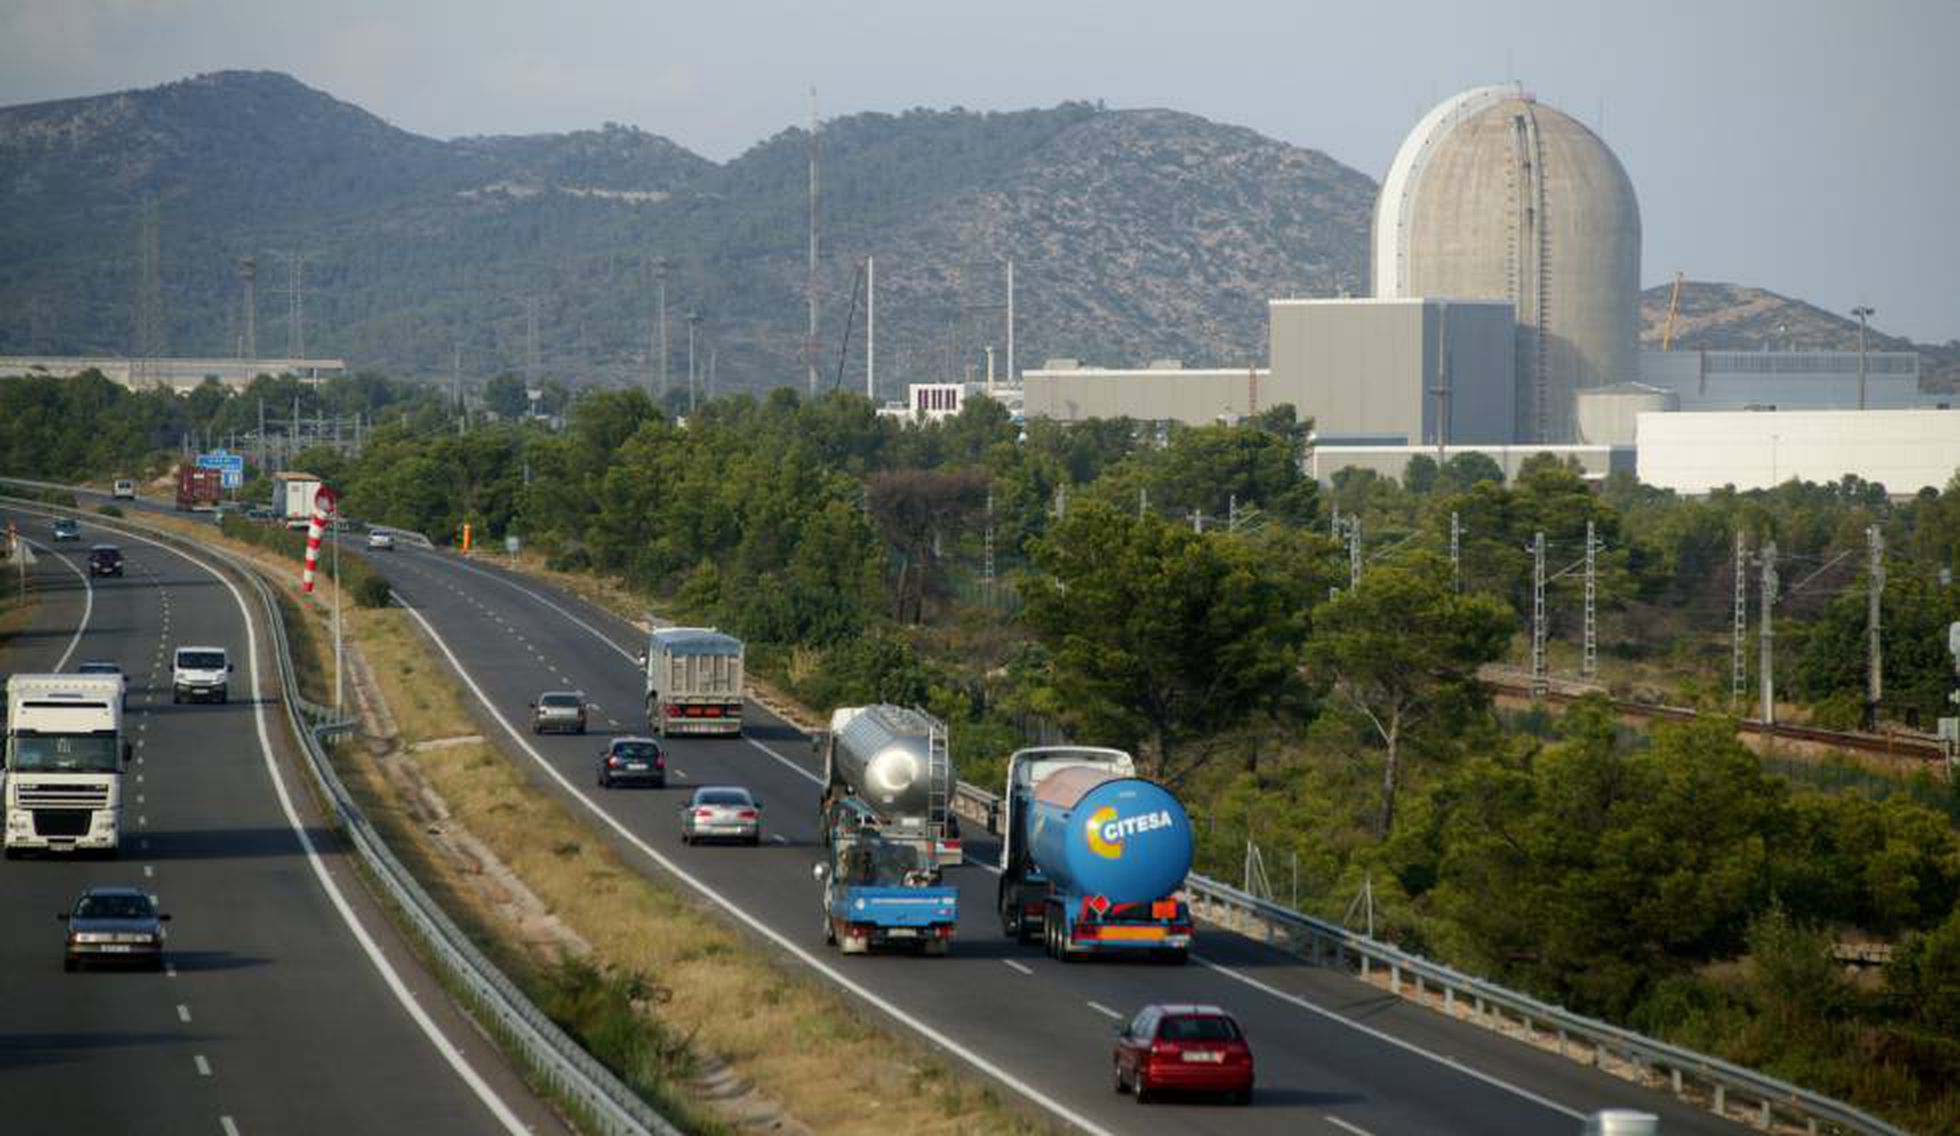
[811,705,961,955]
[997,747,1195,964]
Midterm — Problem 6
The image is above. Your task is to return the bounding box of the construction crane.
[1661,271,1686,351]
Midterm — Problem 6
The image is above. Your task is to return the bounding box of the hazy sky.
[4,0,1955,342]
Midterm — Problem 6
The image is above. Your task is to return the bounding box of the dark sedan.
[597,736,666,789]
[60,886,170,972]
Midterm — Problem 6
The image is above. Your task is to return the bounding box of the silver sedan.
[679,786,762,846]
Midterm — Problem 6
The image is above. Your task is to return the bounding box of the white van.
[112,479,136,500]
[171,646,233,705]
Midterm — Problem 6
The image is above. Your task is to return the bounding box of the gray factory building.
[1636,349,1926,412]
[1020,363,1268,425]
[1269,298,1514,445]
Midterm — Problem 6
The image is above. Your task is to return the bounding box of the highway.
[0,505,564,1136]
[366,540,1752,1136]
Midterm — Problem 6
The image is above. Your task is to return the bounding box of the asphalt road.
[0,506,565,1136]
[367,541,1751,1136]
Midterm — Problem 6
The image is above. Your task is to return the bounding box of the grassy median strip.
[350,606,1051,1135]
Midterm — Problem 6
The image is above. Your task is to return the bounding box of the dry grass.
[348,603,1052,1136]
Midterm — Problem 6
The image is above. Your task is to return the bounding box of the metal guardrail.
[3,491,679,1136]
[949,780,1908,1136]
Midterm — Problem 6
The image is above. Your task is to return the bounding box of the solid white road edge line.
[22,536,92,670]
[91,519,529,1135]
[403,536,1593,1123]
[397,598,1122,1136]
[1190,956,1586,1121]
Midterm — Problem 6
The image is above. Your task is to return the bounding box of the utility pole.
[1005,257,1016,386]
[1449,511,1462,592]
[982,490,995,607]
[1867,524,1885,729]
[1531,531,1547,697]
[685,312,700,413]
[238,256,257,359]
[1582,519,1598,679]
[865,255,876,400]
[1053,483,1067,521]
[1139,487,1148,519]
[806,88,821,397]
[1192,509,1205,534]
[1760,541,1779,727]
[655,257,670,401]
[1228,494,1239,533]
[1348,516,1363,590]
[1731,530,1748,709]
[1852,306,1875,410]
[525,297,541,389]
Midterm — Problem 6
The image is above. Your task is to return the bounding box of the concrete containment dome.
[1374,86,1641,443]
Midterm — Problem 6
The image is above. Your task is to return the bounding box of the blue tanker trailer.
[999,748,1194,963]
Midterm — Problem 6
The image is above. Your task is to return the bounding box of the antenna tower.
[238,257,258,358]
[134,196,165,359]
[806,88,822,396]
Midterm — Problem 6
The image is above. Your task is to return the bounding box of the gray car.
[680,786,762,846]
[60,886,170,971]
[530,691,587,734]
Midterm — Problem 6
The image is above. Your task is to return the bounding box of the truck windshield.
[9,735,121,774]
[837,838,931,886]
[178,652,225,670]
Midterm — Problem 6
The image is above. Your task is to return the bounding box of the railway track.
[1479,666,1953,769]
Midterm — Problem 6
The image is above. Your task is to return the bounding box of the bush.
[353,575,393,609]
[94,504,123,517]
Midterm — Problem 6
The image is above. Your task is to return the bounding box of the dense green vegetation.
[5,369,1959,1129]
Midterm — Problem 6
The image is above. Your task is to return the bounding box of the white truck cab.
[112,479,136,499]
[172,646,233,705]
[5,675,129,857]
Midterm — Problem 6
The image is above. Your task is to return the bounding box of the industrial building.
[0,355,346,392]
[1636,409,1960,495]
[1635,349,1926,412]
[1310,443,1629,486]
[1020,364,1267,425]
[1374,85,1642,443]
[1270,298,1515,445]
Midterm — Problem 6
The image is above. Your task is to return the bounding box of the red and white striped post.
[300,486,338,594]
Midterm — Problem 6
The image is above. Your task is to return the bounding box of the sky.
[3,0,1955,343]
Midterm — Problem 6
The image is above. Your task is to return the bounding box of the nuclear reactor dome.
[1374,86,1641,443]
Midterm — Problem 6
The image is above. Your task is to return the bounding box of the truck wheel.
[63,957,78,973]
[922,938,948,957]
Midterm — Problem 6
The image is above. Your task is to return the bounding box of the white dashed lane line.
[143,865,154,878]
[1324,1117,1377,1136]
[1085,1001,1124,1021]
[1003,960,1034,976]
[221,1116,241,1136]
[195,1054,211,1077]
[176,1004,192,1023]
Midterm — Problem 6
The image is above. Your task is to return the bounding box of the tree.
[1021,501,1306,782]
[865,468,988,623]
[483,372,528,419]
[1308,555,1512,835]
[1438,450,1505,493]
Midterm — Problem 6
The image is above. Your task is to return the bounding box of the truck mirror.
[811,862,828,882]
[56,913,69,922]
[159,913,173,922]
[122,742,133,767]
[227,663,235,673]
[636,652,648,667]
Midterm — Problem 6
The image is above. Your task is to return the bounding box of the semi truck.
[274,472,324,524]
[642,627,744,737]
[174,464,222,511]
[4,674,129,857]
[811,705,961,955]
[997,746,1194,963]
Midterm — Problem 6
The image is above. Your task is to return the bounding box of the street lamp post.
[685,312,700,413]
[1852,305,1876,410]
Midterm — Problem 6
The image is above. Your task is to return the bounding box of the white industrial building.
[1636,409,1960,494]
[0,355,346,392]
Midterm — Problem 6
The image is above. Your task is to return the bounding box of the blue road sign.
[197,450,246,491]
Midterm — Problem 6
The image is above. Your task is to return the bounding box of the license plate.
[625,762,648,771]
[98,944,133,954]
[886,928,917,938]
[1182,1050,1224,1063]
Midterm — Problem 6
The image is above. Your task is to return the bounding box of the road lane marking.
[1003,960,1034,976]
[770,834,788,844]
[21,537,93,669]
[1086,1001,1123,1020]
[177,1004,191,1022]
[1191,956,1587,1120]
[396,598,1122,1136]
[1325,1117,1375,1136]
[101,520,533,1134]
[144,865,154,878]
[165,963,177,978]
[195,1054,211,1076]
[220,1117,240,1136]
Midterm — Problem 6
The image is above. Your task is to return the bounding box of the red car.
[1113,1003,1254,1104]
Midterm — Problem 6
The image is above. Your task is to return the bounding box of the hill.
[0,71,1376,393]
[1639,280,1960,393]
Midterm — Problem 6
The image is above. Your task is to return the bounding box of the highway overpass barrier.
[0,489,681,1136]
[951,779,1908,1136]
